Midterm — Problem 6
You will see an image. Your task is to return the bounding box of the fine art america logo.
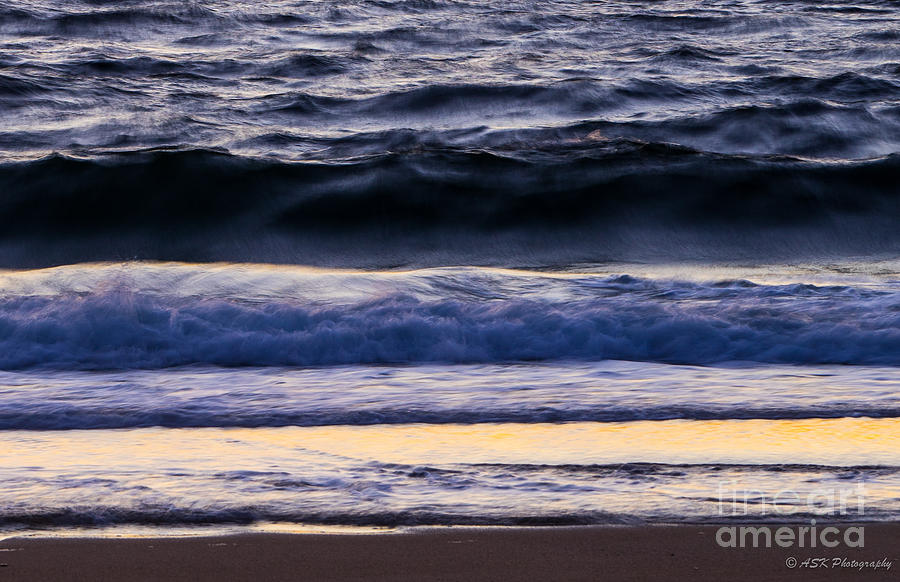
[714,481,867,549]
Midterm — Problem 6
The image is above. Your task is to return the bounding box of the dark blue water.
[1,0,899,532]
[1,0,899,267]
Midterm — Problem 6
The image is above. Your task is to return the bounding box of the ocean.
[0,0,899,533]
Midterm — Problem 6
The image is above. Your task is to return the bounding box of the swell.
[0,148,898,268]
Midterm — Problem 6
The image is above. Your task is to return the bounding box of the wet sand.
[0,524,897,581]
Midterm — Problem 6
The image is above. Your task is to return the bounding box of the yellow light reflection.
[2,418,898,470]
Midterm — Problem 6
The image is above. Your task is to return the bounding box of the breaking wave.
[1,265,899,369]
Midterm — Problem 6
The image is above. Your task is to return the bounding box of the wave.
[5,506,895,528]
[0,267,899,369]
[4,405,899,431]
[0,508,619,528]
[5,345,899,428]
[3,460,897,528]
[605,99,899,159]
[2,5,222,37]
[10,70,896,127]
[0,148,898,268]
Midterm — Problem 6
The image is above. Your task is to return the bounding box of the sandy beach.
[1,525,897,582]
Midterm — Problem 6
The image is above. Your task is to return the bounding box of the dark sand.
[1,525,897,581]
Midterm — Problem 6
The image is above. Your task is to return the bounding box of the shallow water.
[2,419,898,528]
[0,262,897,529]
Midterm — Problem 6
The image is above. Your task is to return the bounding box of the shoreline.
[1,524,897,581]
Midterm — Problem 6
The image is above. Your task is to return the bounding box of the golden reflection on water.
[3,419,898,469]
